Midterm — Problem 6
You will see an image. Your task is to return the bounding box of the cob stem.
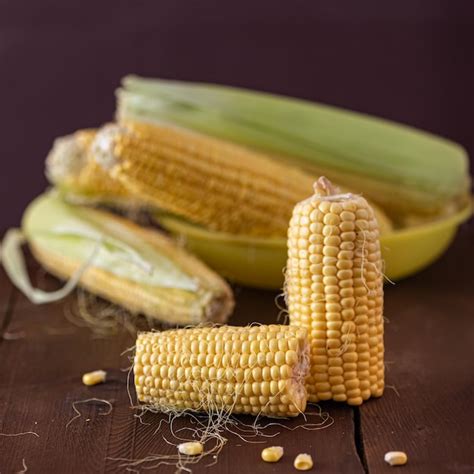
[313,176,340,197]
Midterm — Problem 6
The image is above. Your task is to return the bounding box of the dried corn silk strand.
[66,398,113,428]
[111,325,333,472]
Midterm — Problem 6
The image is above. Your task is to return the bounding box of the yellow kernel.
[323,213,340,226]
[252,367,262,382]
[384,451,408,466]
[294,453,314,470]
[177,441,204,456]
[285,350,298,366]
[82,370,107,386]
[275,351,286,366]
[280,364,291,379]
[340,210,355,221]
[261,446,284,463]
[261,381,271,396]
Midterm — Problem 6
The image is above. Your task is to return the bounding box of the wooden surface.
[0,221,473,473]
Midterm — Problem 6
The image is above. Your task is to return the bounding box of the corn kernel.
[82,370,107,386]
[384,451,408,466]
[294,453,313,470]
[177,441,204,456]
[261,446,284,463]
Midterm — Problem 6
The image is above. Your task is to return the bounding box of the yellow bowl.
[157,203,472,289]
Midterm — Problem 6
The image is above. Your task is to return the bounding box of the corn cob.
[45,129,135,207]
[90,120,393,237]
[286,177,384,405]
[21,193,233,325]
[134,325,309,417]
[118,75,470,219]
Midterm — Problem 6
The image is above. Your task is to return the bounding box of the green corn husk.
[117,75,470,219]
[1,192,234,325]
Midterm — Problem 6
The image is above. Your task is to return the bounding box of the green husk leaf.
[1,228,96,304]
[20,192,198,292]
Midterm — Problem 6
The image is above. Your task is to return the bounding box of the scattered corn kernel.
[261,446,284,463]
[384,451,408,466]
[294,453,313,471]
[177,441,204,456]
[82,370,107,386]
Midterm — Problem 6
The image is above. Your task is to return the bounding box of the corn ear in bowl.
[83,120,392,237]
[156,201,472,289]
[118,75,470,221]
[45,124,392,238]
[2,193,234,325]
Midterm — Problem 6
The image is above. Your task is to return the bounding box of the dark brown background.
[0,0,473,232]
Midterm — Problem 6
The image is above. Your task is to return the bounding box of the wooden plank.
[0,267,15,334]
[104,286,363,473]
[104,402,362,473]
[0,262,134,473]
[359,222,474,473]
[104,288,363,472]
[0,258,363,473]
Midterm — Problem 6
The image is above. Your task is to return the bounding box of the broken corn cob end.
[134,325,309,417]
[45,129,135,207]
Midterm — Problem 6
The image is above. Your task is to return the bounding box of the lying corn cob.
[135,325,309,417]
[286,177,384,405]
[46,129,135,207]
[12,192,233,325]
[89,120,393,237]
[118,75,470,219]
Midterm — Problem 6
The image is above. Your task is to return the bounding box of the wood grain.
[359,222,474,473]
[0,271,134,473]
[0,261,364,473]
[0,224,472,472]
[0,267,15,336]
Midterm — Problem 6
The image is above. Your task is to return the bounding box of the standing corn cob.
[134,324,309,417]
[89,120,393,237]
[46,129,135,207]
[286,177,384,405]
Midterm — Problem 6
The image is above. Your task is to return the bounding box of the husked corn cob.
[22,193,233,325]
[46,129,135,207]
[286,177,384,405]
[134,325,309,417]
[90,120,393,237]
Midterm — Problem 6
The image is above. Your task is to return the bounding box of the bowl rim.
[156,200,473,248]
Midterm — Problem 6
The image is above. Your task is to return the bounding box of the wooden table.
[0,222,472,473]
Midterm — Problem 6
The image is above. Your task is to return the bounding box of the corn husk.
[1,192,234,325]
[117,75,470,218]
